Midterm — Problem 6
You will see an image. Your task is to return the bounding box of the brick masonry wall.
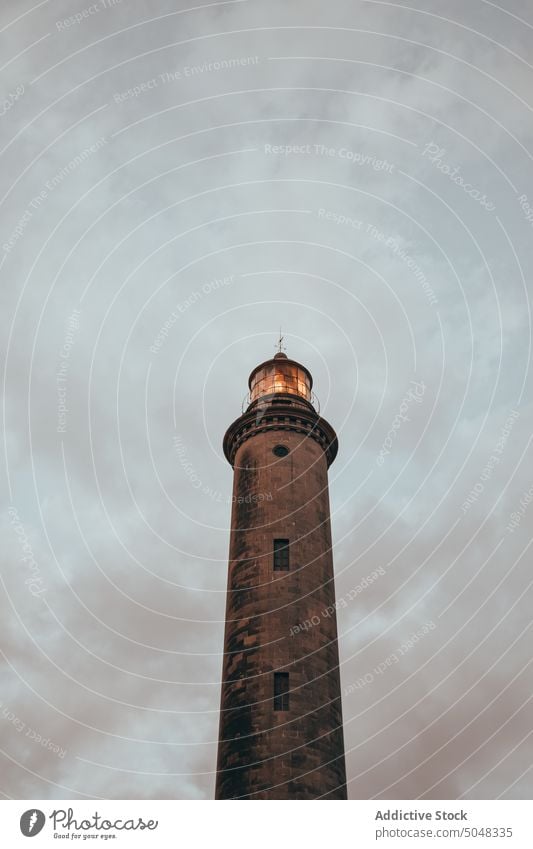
[216,424,347,799]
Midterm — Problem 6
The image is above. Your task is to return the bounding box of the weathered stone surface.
[216,394,347,800]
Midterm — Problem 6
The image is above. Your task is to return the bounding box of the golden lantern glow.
[249,359,312,402]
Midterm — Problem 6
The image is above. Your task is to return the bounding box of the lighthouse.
[215,347,347,799]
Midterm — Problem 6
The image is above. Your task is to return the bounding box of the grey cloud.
[1,0,532,800]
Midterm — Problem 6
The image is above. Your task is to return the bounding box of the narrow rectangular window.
[273,538,290,571]
[273,672,290,711]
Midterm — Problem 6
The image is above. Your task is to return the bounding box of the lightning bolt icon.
[28,811,37,833]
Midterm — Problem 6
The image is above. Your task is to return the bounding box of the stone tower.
[215,350,347,799]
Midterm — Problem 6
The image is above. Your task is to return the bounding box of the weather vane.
[276,328,286,355]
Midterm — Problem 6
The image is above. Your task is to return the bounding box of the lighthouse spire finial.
[276,328,286,355]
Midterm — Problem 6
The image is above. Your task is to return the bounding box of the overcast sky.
[1,0,532,800]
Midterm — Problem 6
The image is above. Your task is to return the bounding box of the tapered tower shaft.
[216,352,347,799]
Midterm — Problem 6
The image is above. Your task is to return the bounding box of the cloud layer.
[1,0,532,799]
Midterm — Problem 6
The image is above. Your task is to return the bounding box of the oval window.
[273,445,289,457]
